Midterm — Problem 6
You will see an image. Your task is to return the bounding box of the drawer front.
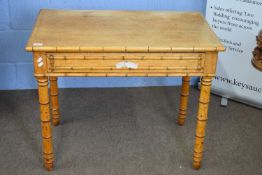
[46,53,205,76]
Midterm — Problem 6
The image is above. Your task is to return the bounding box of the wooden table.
[26,9,225,171]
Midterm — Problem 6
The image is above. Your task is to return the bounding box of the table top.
[26,9,224,53]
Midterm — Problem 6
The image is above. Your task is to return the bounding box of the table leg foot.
[52,120,60,126]
[177,76,190,126]
[177,120,185,126]
[192,76,212,170]
[50,77,60,126]
[193,161,201,170]
[44,159,54,171]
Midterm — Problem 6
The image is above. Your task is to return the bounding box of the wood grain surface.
[26,10,224,53]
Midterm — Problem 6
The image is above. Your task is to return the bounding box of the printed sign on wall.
[206,0,262,108]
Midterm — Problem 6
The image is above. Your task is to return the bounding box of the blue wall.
[0,0,207,90]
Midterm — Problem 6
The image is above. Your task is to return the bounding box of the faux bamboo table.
[26,9,225,171]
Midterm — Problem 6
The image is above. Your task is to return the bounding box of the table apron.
[33,52,218,77]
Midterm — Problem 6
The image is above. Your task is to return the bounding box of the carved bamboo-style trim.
[50,66,202,71]
[177,76,190,126]
[48,55,202,60]
[37,77,54,171]
[50,77,60,126]
[35,72,215,77]
[193,76,212,170]
[26,46,225,52]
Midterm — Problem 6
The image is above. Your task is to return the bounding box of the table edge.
[25,46,226,52]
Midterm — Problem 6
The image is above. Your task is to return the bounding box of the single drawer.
[46,53,205,76]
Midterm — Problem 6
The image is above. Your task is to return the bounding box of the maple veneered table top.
[26,9,224,53]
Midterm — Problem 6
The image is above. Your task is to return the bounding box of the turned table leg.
[177,76,190,126]
[50,77,60,126]
[37,77,54,171]
[193,76,212,170]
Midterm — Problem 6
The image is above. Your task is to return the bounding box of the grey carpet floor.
[0,86,261,175]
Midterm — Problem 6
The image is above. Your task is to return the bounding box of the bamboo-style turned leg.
[193,76,213,170]
[37,77,54,171]
[177,76,190,126]
[50,77,60,126]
